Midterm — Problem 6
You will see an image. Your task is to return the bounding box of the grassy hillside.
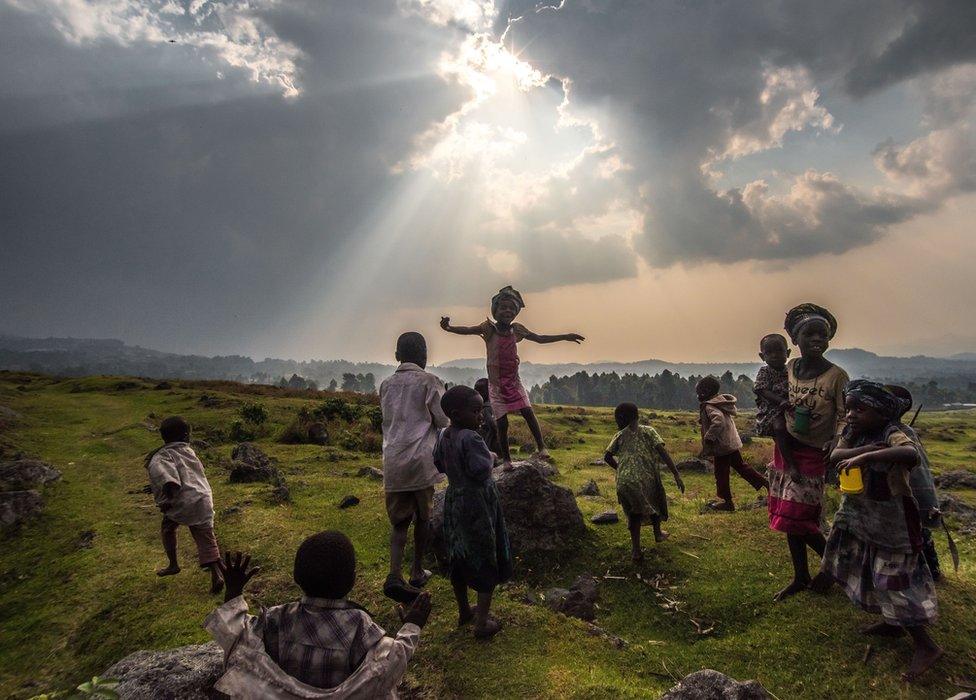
[1,372,974,699]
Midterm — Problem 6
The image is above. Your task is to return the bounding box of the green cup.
[793,405,812,435]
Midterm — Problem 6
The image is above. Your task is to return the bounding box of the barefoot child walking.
[813,381,942,682]
[145,416,223,593]
[440,286,584,468]
[604,402,684,563]
[434,385,513,639]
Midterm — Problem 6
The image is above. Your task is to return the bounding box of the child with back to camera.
[604,402,684,563]
[440,286,584,469]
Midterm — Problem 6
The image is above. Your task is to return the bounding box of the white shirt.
[147,442,215,526]
[379,363,449,492]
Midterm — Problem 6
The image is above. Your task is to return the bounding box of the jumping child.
[754,333,797,471]
[696,376,768,512]
[205,534,431,696]
[434,385,513,639]
[768,303,849,601]
[145,415,223,594]
[813,381,942,682]
[440,286,584,468]
[604,402,684,563]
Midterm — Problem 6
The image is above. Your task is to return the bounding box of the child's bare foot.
[631,549,644,564]
[808,570,834,594]
[156,564,181,576]
[458,608,474,627]
[902,644,943,682]
[654,530,670,543]
[473,618,501,639]
[704,500,734,512]
[862,621,904,637]
[773,579,808,601]
[533,449,552,462]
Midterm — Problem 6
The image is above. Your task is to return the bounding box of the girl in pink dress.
[440,286,585,468]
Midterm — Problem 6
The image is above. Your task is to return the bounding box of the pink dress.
[480,320,532,418]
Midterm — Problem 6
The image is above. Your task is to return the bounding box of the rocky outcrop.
[103,642,225,700]
[675,458,712,473]
[661,669,771,699]
[228,443,277,483]
[0,458,62,491]
[591,510,619,524]
[578,479,600,496]
[934,470,976,490]
[544,574,599,621]
[0,490,44,529]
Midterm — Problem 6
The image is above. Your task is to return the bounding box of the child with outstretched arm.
[145,416,223,594]
[604,402,684,563]
[811,381,942,683]
[440,285,584,468]
[205,533,432,698]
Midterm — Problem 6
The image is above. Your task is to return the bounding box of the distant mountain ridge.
[1,334,975,390]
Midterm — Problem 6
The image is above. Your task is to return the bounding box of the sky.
[1,0,975,364]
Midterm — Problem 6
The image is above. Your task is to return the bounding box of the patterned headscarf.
[784,303,838,343]
[491,286,525,318]
[845,379,902,419]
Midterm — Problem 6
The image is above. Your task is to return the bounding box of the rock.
[228,443,277,483]
[578,479,600,497]
[545,574,598,621]
[357,466,384,480]
[0,490,44,529]
[338,495,360,509]
[661,669,771,700]
[591,510,619,524]
[934,470,976,490]
[154,381,172,390]
[676,458,712,473]
[191,439,212,451]
[430,459,585,565]
[270,480,291,504]
[585,623,627,649]
[103,642,226,700]
[221,506,241,517]
[0,459,62,491]
[0,405,20,428]
[589,458,606,466]
[307,421,329,446]
[77,529,96,549]
[940,494,976,533]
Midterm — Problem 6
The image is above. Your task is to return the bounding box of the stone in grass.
[307,421,329,446]
[545,574,599,621]
[578,479,600,497]
[0,459,62,491]
[228,443,278,483]
[675,458,712,473]
[934,470,976,490]
[338,495,361,509]
[0,490,44,529]
[591,510,619,524]
[357,466,384,480]
[661,669,771,699]
[103,642,225,700]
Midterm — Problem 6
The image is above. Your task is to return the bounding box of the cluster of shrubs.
[279,397,382,453]
[229,402,269,442]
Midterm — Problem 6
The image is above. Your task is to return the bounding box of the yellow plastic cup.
[838,466,864,494]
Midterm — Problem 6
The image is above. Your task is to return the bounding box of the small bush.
[238,402,268,425]
[229,420,257,442]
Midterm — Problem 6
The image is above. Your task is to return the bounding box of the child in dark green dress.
[434,385,513,639]
[605,403,684,563]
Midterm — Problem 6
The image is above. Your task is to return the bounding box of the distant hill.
[1,334,975,392]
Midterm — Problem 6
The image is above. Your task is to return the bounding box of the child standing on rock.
[434,385,513,639]
[145,415,223,594]
[440,286,584,468]
[696,376,768,512]
[604,402,684,563]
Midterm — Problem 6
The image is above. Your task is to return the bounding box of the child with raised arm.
[145,415,223,594]
[604,402,684,563]
[812,381,942,682]
[696,376,768,512]
[205,533,431,698]
[434,385,513,639]
[440,286,584,468]
[753,333,797,472]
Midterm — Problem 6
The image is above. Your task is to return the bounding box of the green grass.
[1,372,975,699]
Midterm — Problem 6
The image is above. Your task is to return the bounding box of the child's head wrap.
[491,286,525,318]
[784,303,837,343]
[845,379,902,420]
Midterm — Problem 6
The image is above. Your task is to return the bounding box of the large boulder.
[934,470,976,490]
[661,669,770,699]
[103,642,225,700]
[430,459,585,565]
[0,459,62,491]
[940,494,976,534]
[228,443,277,483]
[0,490,44,529]
[676,458,712,473]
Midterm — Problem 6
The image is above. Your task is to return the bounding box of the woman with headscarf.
[812,380,942,682]
[768,303,849,601]
[440,286,585,468]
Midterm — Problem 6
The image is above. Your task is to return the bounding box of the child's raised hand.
[439,316,451,330]
[400,591,432,628]
[218,551,261,602]
[564,333,585,344]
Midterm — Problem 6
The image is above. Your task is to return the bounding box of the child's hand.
[400,591,432,628]
[836,455,864,474]
[440,316,451,330]
[564,333,585,344]
[675,476,685,493]
[218,551,261,602]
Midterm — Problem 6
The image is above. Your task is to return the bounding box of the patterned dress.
[433,426,513,592]
[820,425,937,626]
[478,320,532,417]
[753,364,788,437]
[606,425,668,524]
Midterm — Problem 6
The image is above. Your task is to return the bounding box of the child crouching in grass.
[206,533,431,697]
[605,403,684,562]
[812,381,942,682]
[145,416,223,594]
[434,385,513,639]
